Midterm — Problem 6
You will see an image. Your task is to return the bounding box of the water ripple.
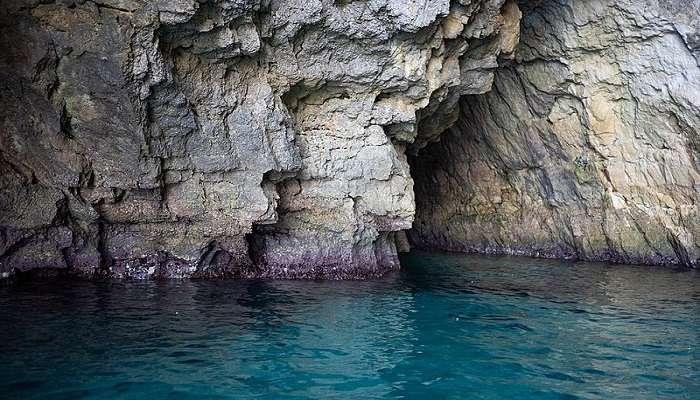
[0,251,698,399]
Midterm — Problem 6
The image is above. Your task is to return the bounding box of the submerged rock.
[0,0,697,279]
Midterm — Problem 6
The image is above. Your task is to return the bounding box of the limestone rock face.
[0,0,519,278]
[410,0,700,267]
[3,0,699,279]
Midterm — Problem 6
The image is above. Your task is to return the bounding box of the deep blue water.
[1,252,699,400]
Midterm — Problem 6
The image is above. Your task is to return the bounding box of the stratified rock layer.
[0,0,520,279]
[410,0,700,267]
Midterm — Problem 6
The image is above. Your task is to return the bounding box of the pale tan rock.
[410,0,700,268]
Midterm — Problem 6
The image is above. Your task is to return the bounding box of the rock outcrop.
[1,0,698,280]
[0,0,520,279]
[410,0,700,267]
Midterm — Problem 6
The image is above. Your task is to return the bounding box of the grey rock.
[0,0,518,279]
[1,0,698,280]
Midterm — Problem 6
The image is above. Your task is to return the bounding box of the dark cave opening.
[404,31,700,267]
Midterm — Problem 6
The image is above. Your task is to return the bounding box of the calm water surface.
[1,252,699,399]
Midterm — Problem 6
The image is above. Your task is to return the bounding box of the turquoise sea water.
[1,252,699,399]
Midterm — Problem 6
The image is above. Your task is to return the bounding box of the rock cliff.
[0,0,520,279]
[410,0,700,267]
[0,0,697,280]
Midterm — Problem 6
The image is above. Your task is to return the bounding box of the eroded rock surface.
[0,0,520,279]
[410,0,700,267]
[3,0,698,279]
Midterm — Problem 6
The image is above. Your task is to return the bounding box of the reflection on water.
[1,251,699,399]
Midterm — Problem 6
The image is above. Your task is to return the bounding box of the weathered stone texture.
[0,0,519,278]
[410,0,700,267]
[2,0,698,279]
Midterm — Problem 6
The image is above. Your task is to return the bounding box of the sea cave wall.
[410,0,700,267]
[0,0,520,279]
[1,0,698,280]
